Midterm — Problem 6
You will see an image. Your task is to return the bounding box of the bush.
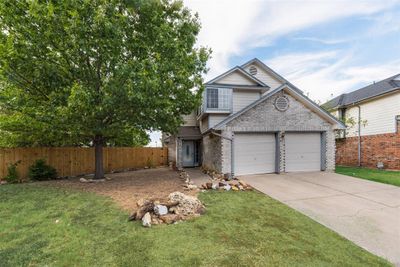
[146,157,154,168]
[4,160,21,183]
[28,159,58,181]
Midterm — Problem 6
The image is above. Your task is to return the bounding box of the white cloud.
[184,0,399,79]
[266,51,400,103]
[366,9,400,36]
[184,0,263,77]
[291,37,350,45]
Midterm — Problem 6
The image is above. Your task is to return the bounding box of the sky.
[148,0,400,146]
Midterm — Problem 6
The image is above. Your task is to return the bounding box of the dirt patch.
[38,167,192,211]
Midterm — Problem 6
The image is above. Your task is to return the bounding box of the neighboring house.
[163,58,344,176]
[323,74,400,170]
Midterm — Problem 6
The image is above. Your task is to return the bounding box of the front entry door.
[182,141,195,167]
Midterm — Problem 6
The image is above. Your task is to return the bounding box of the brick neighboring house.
[163,58,345,176]
[323,74,400,170]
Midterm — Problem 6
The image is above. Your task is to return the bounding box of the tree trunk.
[94,135,104,179]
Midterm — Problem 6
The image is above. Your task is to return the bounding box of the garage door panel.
[234,133,275,176]
[285,133,321,172]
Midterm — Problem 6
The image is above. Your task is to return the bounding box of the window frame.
[204,87,232,112]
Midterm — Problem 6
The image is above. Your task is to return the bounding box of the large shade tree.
[0,0,209,179]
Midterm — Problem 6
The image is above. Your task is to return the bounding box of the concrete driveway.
[240,172,400,265]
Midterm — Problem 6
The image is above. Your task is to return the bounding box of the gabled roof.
[205,66,269,87]
[241,58,304,94]
[212,83,345,130]
[322,73,400,110]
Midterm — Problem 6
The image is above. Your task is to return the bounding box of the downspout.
[211,131,234,177]
[357,105,361,167]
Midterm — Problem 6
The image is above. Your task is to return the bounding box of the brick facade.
[336,132,400,170]
[201,134,222,171]
[217,92,336,174]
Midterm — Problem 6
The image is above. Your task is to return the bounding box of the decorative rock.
[238,180,248,187]
[187,184,198,190]
[151,215,163,225]
[137,198,146,207]
[154,204,168,216]
[135,200,154,220]
[79,177,89,183]
[159,214,181,224]
[238,185,244,191]
[211,183,219,190]
[0,180,7,185]
[223,184,231,191]
[206,182,212,189]
[218,181,226,187]
[142,212,152,227]
[168,192,205,216]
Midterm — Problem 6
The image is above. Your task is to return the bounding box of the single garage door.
[285,133,321,172]
[234,133,275,176]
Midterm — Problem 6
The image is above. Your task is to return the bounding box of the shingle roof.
[177,126,201,138]
[322,74,400,110]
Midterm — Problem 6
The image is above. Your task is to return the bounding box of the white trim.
[205,66,269,87]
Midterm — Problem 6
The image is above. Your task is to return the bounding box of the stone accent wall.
[176,138,183,169]
[326,130,336,171]
[166,135,177,165]
[221,130,233,174]
[220,92,336,173]
[202,134,222,172]
[336,132,400,170]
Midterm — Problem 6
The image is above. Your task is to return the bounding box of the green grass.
[336,166,400,187]
[0,184,391,267]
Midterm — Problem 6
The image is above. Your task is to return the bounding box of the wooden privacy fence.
[0,147,168,180]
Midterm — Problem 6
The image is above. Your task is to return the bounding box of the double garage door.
[234,132,321,176]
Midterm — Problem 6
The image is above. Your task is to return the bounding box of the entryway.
[182,140,201,167]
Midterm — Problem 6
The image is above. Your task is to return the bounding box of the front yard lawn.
[336,166,400,187]
[0,184,390,266]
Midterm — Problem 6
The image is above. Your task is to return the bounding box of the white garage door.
[285,133,321,172]
[234,133,276,176]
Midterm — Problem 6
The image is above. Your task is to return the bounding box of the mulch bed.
[38,167,191,211]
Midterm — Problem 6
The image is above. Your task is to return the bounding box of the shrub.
[28,159,58,181]
[146,157,154,168]
[4,160,21,183]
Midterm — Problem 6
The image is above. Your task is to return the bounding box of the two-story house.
[163,58,344,176]
[323,74,400,170]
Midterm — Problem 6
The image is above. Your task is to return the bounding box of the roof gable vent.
[249,65,258,75]
[274,96,289,112]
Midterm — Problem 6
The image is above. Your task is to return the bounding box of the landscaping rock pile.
[200,178,252,192]
[200,167,252,192]
[129,191,205,227]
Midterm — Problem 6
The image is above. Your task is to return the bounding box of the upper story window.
[205,88,231,111]
[207,88,219,108]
